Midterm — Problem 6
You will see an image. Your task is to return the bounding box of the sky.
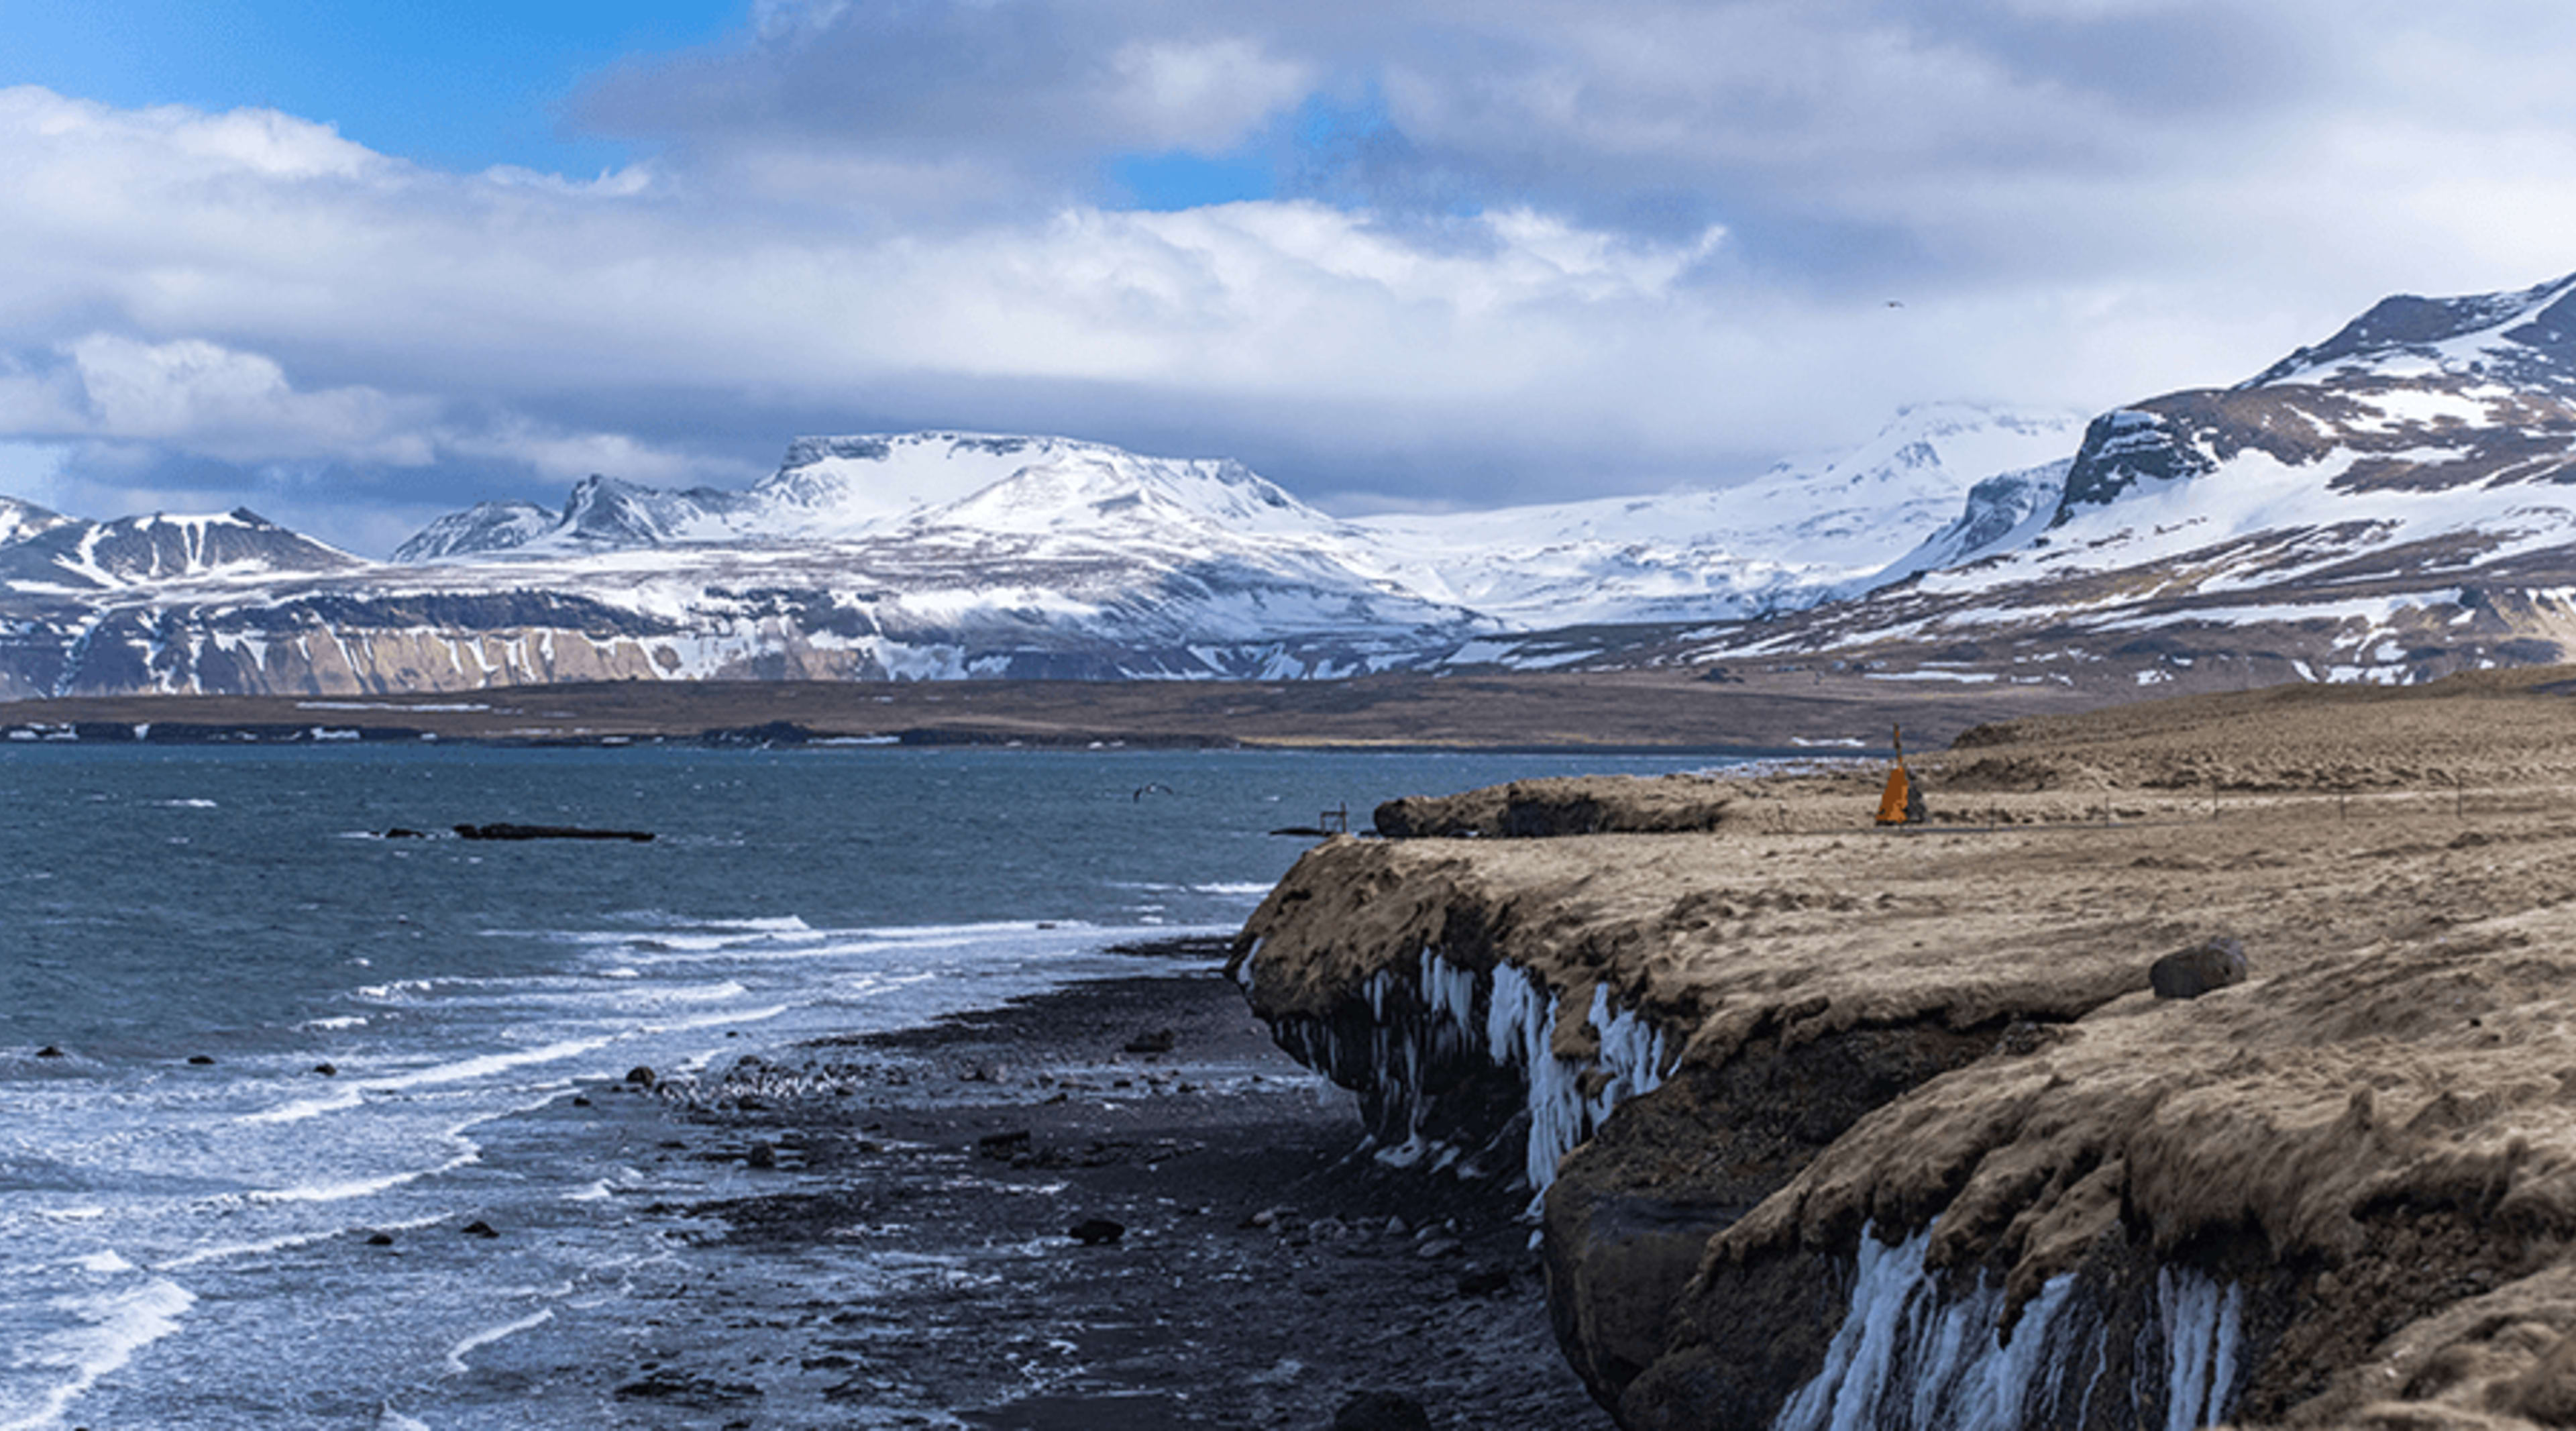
[3,0,2575,555]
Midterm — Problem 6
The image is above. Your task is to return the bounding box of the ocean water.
[0,743,1719,1429]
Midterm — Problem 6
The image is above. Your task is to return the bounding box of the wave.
[243,1033,619,1125]
[0,1275,195,1431]
[446,1308,554,1375]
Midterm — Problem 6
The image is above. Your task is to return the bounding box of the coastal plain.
[1232,665,2576,1428]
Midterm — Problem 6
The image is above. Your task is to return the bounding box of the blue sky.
[3,1,743,174]
[3,1,2573,553]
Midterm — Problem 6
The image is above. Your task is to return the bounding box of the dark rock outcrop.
[1375,776,1731,839]
[453,823,653,843]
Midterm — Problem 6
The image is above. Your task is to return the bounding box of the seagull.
[1885,299,1905,309]
[1133,782,1176,801]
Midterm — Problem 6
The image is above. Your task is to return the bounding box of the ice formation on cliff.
[1770,1224,2245,1431]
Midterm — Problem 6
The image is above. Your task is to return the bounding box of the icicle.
[2159,1269,2243,1431]
[1771,1224,2092,1431]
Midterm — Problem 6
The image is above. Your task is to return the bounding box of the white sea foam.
[0,1276,196,1431]
[70,1251,133,1274]
[235,1149,484,1206]
[297,1015,368,1030]
[244,1035,622,1124]
[158,1220,386,1271]
[444,1308,554,1375]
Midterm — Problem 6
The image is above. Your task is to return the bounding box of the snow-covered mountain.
[22,268,2576,703]
[1608,272,2576,691]
[1347,405,2084,625]
[0,437,1501,697]
[387,411,2083,624]
[0,496,76,549]
[0,509,360,590]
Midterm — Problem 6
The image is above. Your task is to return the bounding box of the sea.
[0,742,1724,1429]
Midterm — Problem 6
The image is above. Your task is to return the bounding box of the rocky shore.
[1230,668,2576,1430]
[603,945,1609,1428]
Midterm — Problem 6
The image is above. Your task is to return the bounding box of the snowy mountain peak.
[751,431,1189,538]
[2056,273,2576,524]
[914,446,1333,544]
[390,499,556,563]
[0,496,76,549]
[2245,272,2576,390]
[0,507,361,590]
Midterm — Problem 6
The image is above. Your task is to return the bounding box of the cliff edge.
[1230,666,2576,1429]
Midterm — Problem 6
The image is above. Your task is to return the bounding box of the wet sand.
[591,944,1609,1429]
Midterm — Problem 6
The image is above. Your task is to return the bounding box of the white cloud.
[6,1,2576,542]
[59,335,437,465]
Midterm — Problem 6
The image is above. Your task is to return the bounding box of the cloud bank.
[4,2,2575,551]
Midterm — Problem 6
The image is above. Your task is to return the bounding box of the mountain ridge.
[13,272,2576,700]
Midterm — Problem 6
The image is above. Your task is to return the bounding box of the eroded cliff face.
[1232,680,2576,1430]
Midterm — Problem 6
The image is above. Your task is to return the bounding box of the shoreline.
[0,669,2096,753]
[598,947,1609,1428]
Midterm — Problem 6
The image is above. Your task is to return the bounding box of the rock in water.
[625,1065,656,1088]
[33,1045,64,1059]
[1332,1391,1432,1431]
[461,1220,499,1238]
[2150,936,2249,999]
[1067,1218,1125,1246]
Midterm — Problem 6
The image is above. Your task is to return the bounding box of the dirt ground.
[1230,665,2576,1428]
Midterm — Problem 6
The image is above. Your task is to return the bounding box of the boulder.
[2150,937,2249,999]
[1332,1391,1432,1431]
[745,1141,777,1169]
[1067,1217,1125,1246]
[461,1220,498,1238]
[625,1065,656,1088]
[1122,1028,1177,1055]
[34,1045,63,1059]
[977,1129,1032,1160]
